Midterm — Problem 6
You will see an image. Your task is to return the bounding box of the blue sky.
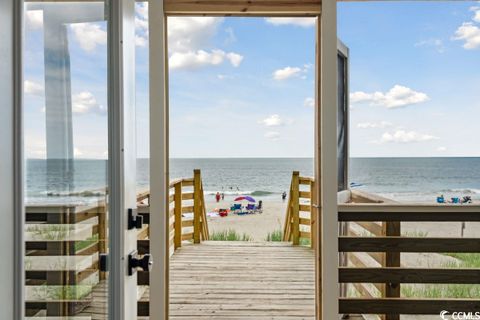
[24,2,480,159]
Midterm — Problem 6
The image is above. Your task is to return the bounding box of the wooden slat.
[299,231,310,239]
[182,206,194,214]
[182,192,194,200]
[348,253,384,293]
[355,221,383,236]
[347,230,384,266]
[299,217,311,225]
[181,178,194,187]
[338,205,480,221]
[339,237,480,253]
[299,204,311,212]
[339,298,480,315]
[299,191,310,199]
[182,219,194,228]
[182,232,194,241]
[340,267,480,284]
[164,0,322,16]
[299,176,314,185]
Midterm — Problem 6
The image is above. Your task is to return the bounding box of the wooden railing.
[25,169,208,317]
[338,204,480,319]
[136,169,209,317]
[283,171,316,248]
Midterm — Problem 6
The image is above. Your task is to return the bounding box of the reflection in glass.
[24,2,109,318]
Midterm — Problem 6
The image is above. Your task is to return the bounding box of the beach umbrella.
[234,196,256,202]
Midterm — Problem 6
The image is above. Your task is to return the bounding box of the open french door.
[22,0,140,319]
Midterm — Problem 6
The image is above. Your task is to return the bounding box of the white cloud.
[217,74,232,80]
[169,50,243,70]
[166,17,243,70]
[264,131,280,140]
[24,80,44,96]
[473,8,480,23]
[70,23,107,53]
[350,85,430,109]
[135,35,148,47]
[135,3,149,47]
[72,91,106,115]
[453,22,480,49]
[357,121,392,129]
[304,97,315,108]
[259,114,285,127]
[265,18,316,28]
[415,39,445,53]
[378,130,438,144]
[273,67,302,81]
[168,17,224,53]
[26,10,43,30]
[437,146,448,152]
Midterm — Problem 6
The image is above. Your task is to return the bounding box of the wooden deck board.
[80,241,317,319]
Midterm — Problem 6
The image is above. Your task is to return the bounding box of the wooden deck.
[80,241,317,319]
[168,241,316,319]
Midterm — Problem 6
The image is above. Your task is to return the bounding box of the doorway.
[148,2,340,319]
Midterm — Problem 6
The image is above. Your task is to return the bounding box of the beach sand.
[204,197,288,241]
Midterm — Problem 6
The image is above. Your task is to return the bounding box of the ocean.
[26,157,480,204]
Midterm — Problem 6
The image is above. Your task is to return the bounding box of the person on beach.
[282,191,287,201]
[221,192,225,200]
[215,192,221,202]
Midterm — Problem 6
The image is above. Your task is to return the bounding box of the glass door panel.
[24,2,109,318]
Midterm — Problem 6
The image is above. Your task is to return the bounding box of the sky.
[24,1,480,159]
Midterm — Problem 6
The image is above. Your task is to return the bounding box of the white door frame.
[108,0,139,318]
[148,1,339,319]
[149,0,170,318]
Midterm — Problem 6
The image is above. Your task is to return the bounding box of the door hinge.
[128,208,143,230]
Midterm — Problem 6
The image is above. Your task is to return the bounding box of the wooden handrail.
[283,171,315,248]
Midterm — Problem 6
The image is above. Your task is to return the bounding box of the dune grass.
[265,229,283,242]
[210,229,252,241]
[402,253,480,298]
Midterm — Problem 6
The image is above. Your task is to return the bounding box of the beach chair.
[231,203,242,214]
[245,203,255,214]
[255,200,263,213]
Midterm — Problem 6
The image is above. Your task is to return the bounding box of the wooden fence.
[25,169,208,317]
[338,204,480,319]
[283,171,316,248]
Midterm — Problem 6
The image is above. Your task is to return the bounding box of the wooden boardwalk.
[167,241,316,320]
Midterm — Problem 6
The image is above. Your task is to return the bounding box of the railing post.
[292,171,300,245]
[384,220,401,320]
[174,181,183,249]
[98,203,107,280]
[193,169,201,244]
[310,180,316,249]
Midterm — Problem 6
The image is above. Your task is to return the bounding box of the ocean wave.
[44,190,106,197]
[440,188,480,195]
[204,190,276,196]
